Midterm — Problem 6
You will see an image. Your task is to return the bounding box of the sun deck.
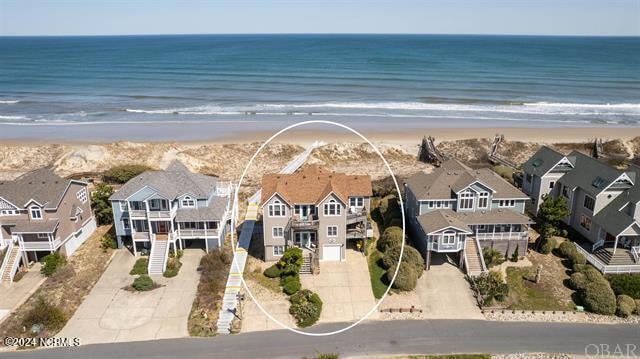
[576,242,640,274]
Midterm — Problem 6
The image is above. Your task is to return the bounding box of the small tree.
[92,183,114,225]
[510,245,519,262]
[536,194,569,252]
[103,164,152,184]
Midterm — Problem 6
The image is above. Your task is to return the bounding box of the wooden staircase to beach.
[1,245,21,284]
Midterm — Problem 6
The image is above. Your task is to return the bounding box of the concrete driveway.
[415,253,484,320]
[301,249,379,323]
[57,249,201,344]
[0,264,45,324]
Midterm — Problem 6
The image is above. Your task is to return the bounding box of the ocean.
[0,34,638,141]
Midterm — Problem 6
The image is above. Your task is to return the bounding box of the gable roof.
[260,165,372,205]
[557,151,625,197]
[417,210,472,234]
[522,146,571,176]
[110,160,219,201]
[405,159,526,200]
[0,168,76,209]
[416,208,533,234]
[592,182,640,237]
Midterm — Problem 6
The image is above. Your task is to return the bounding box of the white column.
[613,235,619,255]
[133,240,138,257]
[48,233,54,253]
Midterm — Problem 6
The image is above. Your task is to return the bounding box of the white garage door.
[64,230,84,256]
[322,245,341,261]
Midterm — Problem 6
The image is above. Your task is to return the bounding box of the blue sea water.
[0,34,639,138]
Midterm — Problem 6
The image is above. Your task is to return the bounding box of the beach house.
[110,161,233,275]
[523,147,640,273]
[404,159,532,276]
[0,168,96,283]
[260,166,372,268]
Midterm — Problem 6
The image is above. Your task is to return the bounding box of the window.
[580,214,592,231]
[268,200,286,217]
[120,201,128,211]
[37,233,49,239]
[427,201,435,209]
[30,206,42,219]
[0,209,19,215]
[272,227,284,238]
[435,201,442,209]
[549,181,555,190]
[583,195,595,212]
[478,192,489,209]
[122,220,130,230]
[323,199,341,216]
[442,230,456,244]
[562,185,570,198]
[349,197,364,208]
[273,245,285,256]
[498,200,515,208]
[459,190,474,210]
[76,188,88,203]
[327,226,338,237]
[181,196,195,208]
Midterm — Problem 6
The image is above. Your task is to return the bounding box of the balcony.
[178,228,219,238]
[475,231,528,241]
[428,241,464,252]
[129,210,147,218]
[147,210,172,219]
[346,208,367,225]
[290,215,319,230]
[132,231,150,241]
[20,238,62,251]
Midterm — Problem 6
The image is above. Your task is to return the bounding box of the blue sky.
[1,0,639,36]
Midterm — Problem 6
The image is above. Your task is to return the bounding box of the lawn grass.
[129,257,148,275]
[367,242,388,299]
[505,266,575,311]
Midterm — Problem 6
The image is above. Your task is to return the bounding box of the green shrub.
[569,272,587,290]
[482,247,505,268]
[557,241,586,266]
[22,296,66,331]
[263,264,283,278]
[103,164,152,184]
[471,271,509,306]
[580,281,616,315]
[386,262,418,291]
[379,195,402,228]
[540,236,557,254]
[281,275,302,295]
[279,247,303,276]
[289,289,323,328]
[101,233,117,250]
[92,183,114,225]
[381,245,423,277]
[132,275,156,291]
[635,299,640,315]
[41,252,67,277]
[376,226,403,252]
[616,294,636,318]
[608,274,640,299]
[510,245,519,262]
[130,258,148,275]
[163,257,182,278]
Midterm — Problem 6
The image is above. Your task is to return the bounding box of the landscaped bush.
[289,289,323,328]
[278,247,303,276]
[580,281,616,315]
[482,247,505,268]
[510,245,519,262]
[132,275,156,291]
[471,271,509,306]
[22,296,66,331]
[616,294,637,318]
[540,236,557,254]
[379,195,403,228]
[281,275,302,295]
[163,258,182,278]
[101,233,117,250]
[386,262,418,291]
[381,245,423,277]
[41,252,67,277]
[103,164,153,184]
[569,272,587,290]
[608,274,640,299]
[263,263,283,278]
[91,183,115,225]
[130,257,148,275]
[376,226,403,252]
[557,241,586,266]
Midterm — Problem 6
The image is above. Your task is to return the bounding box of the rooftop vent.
[532,158,543,167]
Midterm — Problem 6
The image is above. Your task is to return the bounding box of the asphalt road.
[1,319,639,359]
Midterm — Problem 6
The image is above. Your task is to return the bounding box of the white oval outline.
[230,120,406,336]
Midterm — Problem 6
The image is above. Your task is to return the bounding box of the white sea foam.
[0,100,20,104]
[0,115,30,120]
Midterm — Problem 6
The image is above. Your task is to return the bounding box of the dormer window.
[30,206,42,220]
[268,199,286,217]
[182,196,196,208]
[324,199,341,216]
[459,190,474,210]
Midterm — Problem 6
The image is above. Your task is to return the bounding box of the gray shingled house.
[523,147,640,273]
[0,168,96,283]
[404,159,532,276]
[110,161,233,275]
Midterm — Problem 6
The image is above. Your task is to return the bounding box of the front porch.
[576,241,640,274]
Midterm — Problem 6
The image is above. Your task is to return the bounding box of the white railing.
[0,241,14,279]
[475,232,528,241]
[178,229,219,238]
[129,210,147,217]
[475,236,488,273]
[463,239,471,274]
[632,246,640,264]
[215,181,233,196]
[147,211,172,219]
[20,238,61,251]
[162,236,170,273]
[428,241,464,252]
[592,239,605,251]
[575,244,640,274]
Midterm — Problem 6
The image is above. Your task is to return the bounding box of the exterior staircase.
[301,253,312,274]
[147,238,169,275]
[464,239,486,277]
[592,247,636,266]
[1,244,21,284]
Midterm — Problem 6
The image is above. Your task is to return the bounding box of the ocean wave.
[0,115,30,120]
[0,100,20,104]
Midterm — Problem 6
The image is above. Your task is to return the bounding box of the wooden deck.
[578,242,638,266]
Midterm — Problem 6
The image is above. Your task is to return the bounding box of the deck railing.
[290,216,320,230]
[592,239,605,251]
[147,210,172,219]
[129,210,147,217]
[0,241,14,279]
[575,244,640,274]
[632,246,640,264]
[178,229,219,238]
[475,236,488,273]
[475,231,528,241]
[20,238,61,251]
[428,241,464,252]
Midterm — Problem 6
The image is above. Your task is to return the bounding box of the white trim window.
[327,225,338,237]
[122,220,130,230]
[583,195,595,212]
[272,227,284,238]
[427,201,435,209]
[37,233,49,239]
[349,197,364,208]
[478,192,489,209]
[498,200,516,208]
[76,188,88,203]
[0,209,19,215]
[442,230,456,244]
[273,245,285,256]
[459,190,474,210]
[268,200,286,217]
[323,199,341,216]
[549,181,555,190]
[30,206,43,220]
[181,196,196,208]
